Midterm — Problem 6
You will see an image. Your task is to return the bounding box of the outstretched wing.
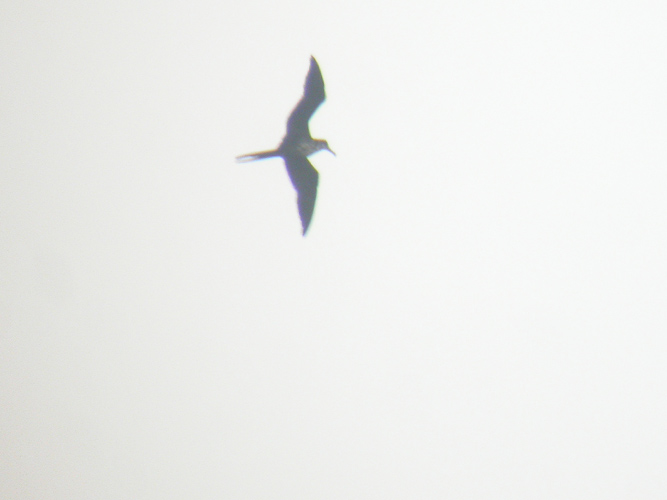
[284,154,319,235]
[286,57,326,140]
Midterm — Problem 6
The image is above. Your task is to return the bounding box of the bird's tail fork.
[235,149,280,162]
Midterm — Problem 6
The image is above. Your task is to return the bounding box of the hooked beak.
[327,146,336,156]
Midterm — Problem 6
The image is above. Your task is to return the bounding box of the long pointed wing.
[284,155,319,235]
[286,57,326,140]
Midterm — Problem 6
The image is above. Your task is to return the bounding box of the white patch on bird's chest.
[296,141,322,157]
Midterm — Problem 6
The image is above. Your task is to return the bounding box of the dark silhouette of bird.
[236,56,335,235]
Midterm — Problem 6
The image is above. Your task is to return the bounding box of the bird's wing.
[284,155,319,235]
[286,57,326,140]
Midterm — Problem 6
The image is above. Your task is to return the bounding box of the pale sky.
[2,1,666,498]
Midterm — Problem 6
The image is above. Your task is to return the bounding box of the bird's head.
[316,139,336,156]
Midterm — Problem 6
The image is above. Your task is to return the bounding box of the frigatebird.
[236,56,335,235]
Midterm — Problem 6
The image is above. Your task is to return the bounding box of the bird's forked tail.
[236,149,281,163]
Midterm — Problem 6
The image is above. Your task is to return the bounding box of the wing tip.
[309,56,321,72]
[301,221,312,236]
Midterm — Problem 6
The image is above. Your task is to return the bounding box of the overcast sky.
[2,1,666,498]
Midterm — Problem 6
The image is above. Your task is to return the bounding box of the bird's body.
[236,56,334,235]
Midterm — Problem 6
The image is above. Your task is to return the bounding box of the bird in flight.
[236,56,335,235]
